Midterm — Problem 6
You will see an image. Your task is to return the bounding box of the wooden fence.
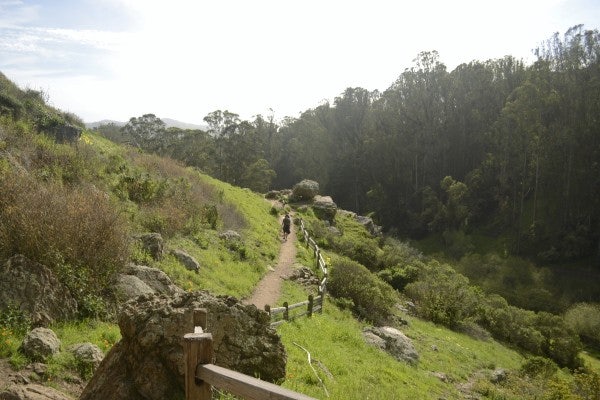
[265,218,328,326]
[265,294,323,327]
[183,309,316,400]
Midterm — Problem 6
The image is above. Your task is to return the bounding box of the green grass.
[50,319,121,353]
[275,279,525,400]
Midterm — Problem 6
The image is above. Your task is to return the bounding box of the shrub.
[405,261,482,328]
[0,173,129,309]
[328,258,397,324]
[520,356,558,379]
[564,303,600,348]
[378,263,421,291]
[379,238,424,268]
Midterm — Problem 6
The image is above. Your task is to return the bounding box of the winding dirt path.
[243,210,297,309]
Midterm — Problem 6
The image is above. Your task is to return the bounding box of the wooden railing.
[183,309,316,400]
[265,294,323,327]
[299,219,328,296]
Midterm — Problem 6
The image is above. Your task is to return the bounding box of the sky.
[1,0,600,125]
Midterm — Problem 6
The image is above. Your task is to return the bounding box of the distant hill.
[85,118,207,131]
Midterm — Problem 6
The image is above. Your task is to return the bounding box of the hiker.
[282,213,291,241]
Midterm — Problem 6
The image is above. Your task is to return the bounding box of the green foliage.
[405,261,482,327]
[328,258,397,324]
[0,305,29,358]
[0,173,130,310]
[0,305,31,336]
[564,303,600,348]
[520,356,558,379]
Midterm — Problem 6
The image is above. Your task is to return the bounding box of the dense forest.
[95,25,600,268]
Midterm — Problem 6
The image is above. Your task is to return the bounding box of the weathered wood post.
[283,302,289,321]
[183,332,214,400]
[307,295,314,318]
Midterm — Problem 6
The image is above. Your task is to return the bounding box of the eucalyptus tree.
[122,113,166,149]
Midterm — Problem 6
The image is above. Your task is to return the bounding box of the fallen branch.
[293,342,330,398]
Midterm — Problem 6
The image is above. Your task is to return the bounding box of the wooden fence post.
[307,295,314,318]
[283,302,289,321]
[183,332,214,400]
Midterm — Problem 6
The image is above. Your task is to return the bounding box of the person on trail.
[282,213,291,241]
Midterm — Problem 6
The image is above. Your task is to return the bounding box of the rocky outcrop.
[292,179,319,201]
[0,255,78,326]
[169,249,199,273]
[363,326,419,365]
[80,291,286,400]
[354,215,382,237]
[19,328,61,362]
[312,195,337,222]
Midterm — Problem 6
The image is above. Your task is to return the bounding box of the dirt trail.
[243,211,297,310]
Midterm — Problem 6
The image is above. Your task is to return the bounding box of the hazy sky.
[1,0,599,124]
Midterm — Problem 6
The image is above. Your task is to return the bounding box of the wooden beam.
[197,364,317,400]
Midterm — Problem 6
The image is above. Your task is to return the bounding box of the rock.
[0,255,78,326]
[123,265,183,296]
[312,195,337,222]
[354,215,382,236]
[70,343,104,371]
[137,233,164,261]
[218,230,241,242]
[0,383,75,400]
[169,249,199,273]
[287,267,320,286]
[80,291,286,400]
[432,372,450,382]
[490,368,508,383]
[113,275,154,303]
[292,179,319,201]
[363,326,419,365]
[19,328,60,362]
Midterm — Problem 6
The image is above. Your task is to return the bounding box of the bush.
[520,356,558,379]
[0,173,130,309]
[328,259,397,324]
[564,303,600,348]
[405,261,482,328]
[378,263,421,291]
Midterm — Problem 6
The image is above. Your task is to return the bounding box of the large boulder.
[0,255,77,326]
[169,249,199,273]
[19,328,61,362]
[311,195,337,222]
[363,326,419,365]
[113,275,154,303]
[70,343,105,372]
[292,179,319,201]
[123,265,183,296]
[113,265,183,303]
[80,291,286,400]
